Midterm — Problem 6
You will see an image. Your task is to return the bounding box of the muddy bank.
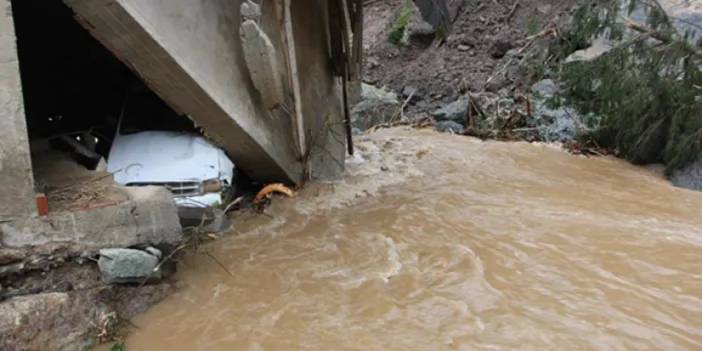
[0,259,178,351]
[0,185,186,350]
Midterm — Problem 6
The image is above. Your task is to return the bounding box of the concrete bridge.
[1,0,362,220]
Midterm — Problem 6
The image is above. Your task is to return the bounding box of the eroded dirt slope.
[363,0,579,113]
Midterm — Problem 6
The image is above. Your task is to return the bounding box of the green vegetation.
[553,0,702,173]
[388,0,414,45]
[110,342,125,351]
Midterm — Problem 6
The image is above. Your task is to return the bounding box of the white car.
[107,131,235,208]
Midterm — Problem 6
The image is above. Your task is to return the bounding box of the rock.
[401,86,423,103]
[531,79,558,98]
[457,44,470,51]
[537,106,580,142]
[565,38,613,63]
[351,83,401,130]
[436,121,465,134]
[431,98,469,124]
[489,39,513,59]
[406,14,436,46]
[527,78,581,142]
[412,0,450,34]
[485,76,511,93]
[98,248,161,284]
[671,158,702,191]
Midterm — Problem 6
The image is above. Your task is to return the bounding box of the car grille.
[126,182,202,197]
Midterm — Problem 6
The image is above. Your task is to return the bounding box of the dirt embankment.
[0,249,179,351]
[363,0,579,114]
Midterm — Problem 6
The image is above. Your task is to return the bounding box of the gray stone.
[527,79,582,142]
[406,16,436,45]
[565,38,613,63]
[485,76,511,93]
[431,98,469,124]
[144,246,163,258]
[98,248,161,284]
[351,84,401,130]
[413,0,462,34]
[671,158,702,191]
[436,121,465,134]
[531,79,558,98]
[533,104,581,142]
[544,109,579,141]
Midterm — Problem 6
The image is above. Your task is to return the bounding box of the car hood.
[107,131,234,184]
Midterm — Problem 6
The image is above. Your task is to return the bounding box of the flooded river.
[117,128,702,350]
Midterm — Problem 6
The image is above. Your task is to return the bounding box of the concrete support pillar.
[0,0,36,219]
[291,0,347,179]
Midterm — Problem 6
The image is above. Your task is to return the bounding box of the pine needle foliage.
[554,0,702,174]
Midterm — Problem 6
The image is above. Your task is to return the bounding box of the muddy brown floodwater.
[109,128,702,350]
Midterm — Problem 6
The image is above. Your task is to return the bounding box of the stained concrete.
[0,187,182,251]
[63,0,304,183]
[292,0,347,179]
[240,18,285,110]
[0,0,36,219]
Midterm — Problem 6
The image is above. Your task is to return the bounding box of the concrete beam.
[1,187,182,251]
[0,0,36,219]
[63,0,304,183]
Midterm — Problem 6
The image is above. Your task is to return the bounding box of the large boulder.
[413,0,464,33]
[98,248,162,284]
[671,158,702,191]
[351,84,401,130]
[431,97,469,124]
[530,79,582,142]
[436,121,465,134]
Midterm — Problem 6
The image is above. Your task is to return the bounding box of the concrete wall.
[292,0,346,179]
[64,0,304,183]
[0,0,35,219]
[1,187,181,251]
